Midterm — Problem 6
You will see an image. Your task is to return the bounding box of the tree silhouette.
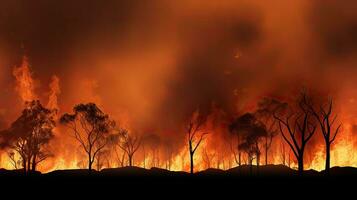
[106,133,125,168]
[0,100,55,173]
[60,103,115,172]
[255,97,287,165]
[274,93,317,175]
[230,113,267,173]
[8,151,20,169]
[227,128,242,166]
[302,94,342,175]
[229,137,241,167]
[239,141,258,174]
[202,148,216,169]
[187,110,208,174]
[94,149,110,171]
[117,129,141,167]
[114,147,126,167]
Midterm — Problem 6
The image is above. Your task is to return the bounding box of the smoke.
[309,0,357,58]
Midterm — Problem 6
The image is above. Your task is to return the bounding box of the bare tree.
[187,110,208,174]
[8,151,20,169]
[255,97,287,165]
[274,93,317,175]
[239,142,258,174]
[114,147,126,167]
[117,129,141,167]
[60,103,115,172]
[302,94,342,175]
[263,133,274,165]
[229,141,239,167]
[202,148,216,169]
[228,134,242,167]
[95,150,110,171]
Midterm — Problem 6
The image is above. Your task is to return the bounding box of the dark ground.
[0,165,355,198]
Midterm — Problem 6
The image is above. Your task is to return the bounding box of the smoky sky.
[1,0,357,134]
[309,0,357,58]
[0,0,162,72]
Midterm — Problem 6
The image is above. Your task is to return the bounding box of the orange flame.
[47,75,61,111]
[12,56,37,103]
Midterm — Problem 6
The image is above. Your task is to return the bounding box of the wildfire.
[47,75,61,111]
[1,55,357,174]
[12,56,37,103]
[1,130,357,173]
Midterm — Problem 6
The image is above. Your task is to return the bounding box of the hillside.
[1,165,356,178]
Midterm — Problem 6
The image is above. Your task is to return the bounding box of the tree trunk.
[265,137,268,165]
[257,153,260,176]
[27,157,31,173]
[249,156,253,175]
[129,155,133,166]
[298,156,304,175]
[22,158,27,174]
[325,142,330,175]
[31,154,37,171]
[88,153,92,172]
[238,152,241,166]
[190,152,194,174]
[189,141,194,174]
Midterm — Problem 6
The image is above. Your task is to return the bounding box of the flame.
[47,75,61,111]
[2,108,356,173]
[1,99,356,173]
[1,55,357,173]
[309,124,357,171]
[12,56,37,102]
[2,129,356,173]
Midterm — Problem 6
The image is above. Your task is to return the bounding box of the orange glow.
[12,56,37,103]
[0,0,357,174]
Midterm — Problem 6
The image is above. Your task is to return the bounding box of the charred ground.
[0,165,354,198]
[1,164,356,179]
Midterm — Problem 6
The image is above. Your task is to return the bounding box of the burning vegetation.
[0,56,355,175]
[0,0,356,176]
